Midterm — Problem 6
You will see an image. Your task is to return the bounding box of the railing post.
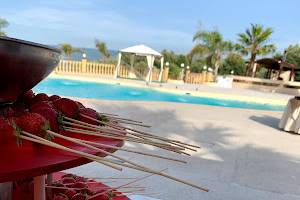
[162,67,169,82]
[184,68,190,83]
[82,58,87,73]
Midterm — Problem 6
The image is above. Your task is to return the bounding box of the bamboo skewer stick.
[109,119,151,128]
[80,113,200,150]
[77,114,195,152]
[20,132,122,171]
[88,169,167,199]
[22,133,208,192]
[63,125,185,151]
[47,130,174,173]
[79,139,187,163]
[64,127,187,154]
[103,115,144,124]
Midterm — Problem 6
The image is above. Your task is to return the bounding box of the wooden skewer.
[88,169,167,199]
[110,119,151,128]
[80,139,187,163]
[80,113,200,150]
[99,112,119,116]
[47,130,174,173]
[62,125,185,151]
[104,115,144,124]
[77,115,192,152]
[20,132,122,171]
[64,127,187,154]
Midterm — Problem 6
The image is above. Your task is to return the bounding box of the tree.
[95,39,110,60]
[275,45,300,81]
[237,23,276,77]
[161,50,189,79]
[190,28,234,77]
[0,17,9,36]
[59,43,82,58]
[219,53,246,75]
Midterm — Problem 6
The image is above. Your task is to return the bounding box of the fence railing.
[55,59,215,83]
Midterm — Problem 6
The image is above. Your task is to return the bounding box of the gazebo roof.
[120,44,161,57]
[255,58,300,71]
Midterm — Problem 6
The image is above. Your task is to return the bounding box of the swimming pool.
[33,78,284,111]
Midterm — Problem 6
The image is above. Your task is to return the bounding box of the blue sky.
[1,0,299,53]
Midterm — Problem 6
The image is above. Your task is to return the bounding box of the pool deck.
[49,73,292,106]
[66,99,300,200]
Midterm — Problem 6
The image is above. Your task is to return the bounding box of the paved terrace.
[66,99,300,200]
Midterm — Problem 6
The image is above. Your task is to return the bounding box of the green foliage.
[95,39,111,60]
[59,43,82,58]
[0,17,9,36]
[190,27,234,76]
[237,23,276,76]
[219,53,246,75]
[281,44,300,81]
[161,50,188,79]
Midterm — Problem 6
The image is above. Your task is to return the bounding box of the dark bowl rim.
[0,36,61,53]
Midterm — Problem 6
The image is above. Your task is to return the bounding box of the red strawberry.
[79,108,98,125]
[31,93,49,104]
[65,189,77,198]
[18,90,35,105]
[62,176,76,184]
[53,194,68,200]
[50,95,61,102]
[31,107,59,132]
[68,182,88,190]
[71,193,87,200]
[0,117,16,143]
[76,101,85,110]
[16,113,50,138]
[53,98,79,119]
[51,182,66,195]
[11,102,28,117]
[30,101,54,111]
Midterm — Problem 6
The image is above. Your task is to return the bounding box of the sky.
[1,0,300,53]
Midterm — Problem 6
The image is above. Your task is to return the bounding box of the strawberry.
[67,182,88,190]
[17,90,35,105]
[65,189,77,198]
[30,101,54,111]
[78,108,98,125]
[51,182,66,195]
[31,107,59,132]
[16,113,51,139]
[70,193,87,200]
[76,101,85,110]
[0,117,17,143]
[31,93,49,104]
[62,176,76,184]
[11,102,28,117]
[53,98,79,119]
[53,193,68,200]
[50,95,61,102]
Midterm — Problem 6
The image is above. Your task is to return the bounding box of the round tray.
[0,131,124,183]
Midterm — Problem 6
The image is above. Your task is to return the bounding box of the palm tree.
[190,29,233,77]
[95,39,110,60]
[237,24,276,77]
[0,17,9,36]
[59,43,82,58]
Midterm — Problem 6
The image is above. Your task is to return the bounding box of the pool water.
[33,78,284,111]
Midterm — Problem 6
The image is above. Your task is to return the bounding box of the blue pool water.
[33,78,284,111]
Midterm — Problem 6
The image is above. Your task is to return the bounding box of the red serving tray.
[0,131,124,182]
[12,172,130,200]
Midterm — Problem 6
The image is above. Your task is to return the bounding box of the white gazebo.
[114,44,164,83]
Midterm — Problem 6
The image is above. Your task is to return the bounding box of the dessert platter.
[0,37,208,200]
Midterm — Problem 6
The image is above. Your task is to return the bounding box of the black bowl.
[0,37,61,103]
